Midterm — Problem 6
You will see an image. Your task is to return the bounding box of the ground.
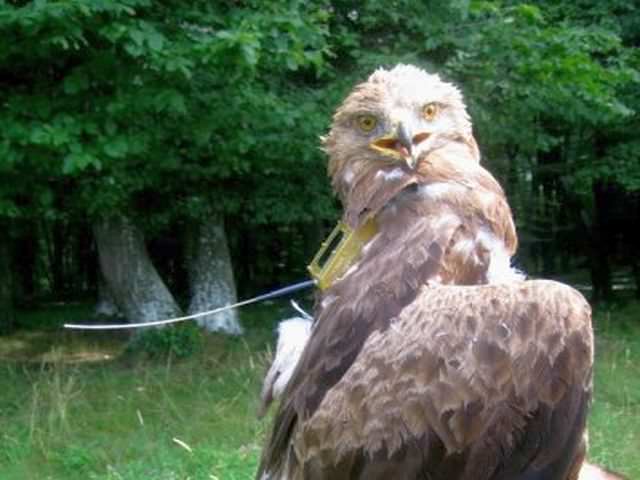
[0,300,638,480]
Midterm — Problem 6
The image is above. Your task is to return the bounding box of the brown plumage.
[257,65,594,480]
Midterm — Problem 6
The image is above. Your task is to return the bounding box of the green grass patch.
[0,303,280,480]
[589,302,640,478]
[0,300,638,479]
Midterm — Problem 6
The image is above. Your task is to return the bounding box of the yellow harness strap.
[307,217,378,290]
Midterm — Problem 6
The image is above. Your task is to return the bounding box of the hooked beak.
[370,122,430,169]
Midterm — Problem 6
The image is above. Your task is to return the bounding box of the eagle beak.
[370,122,430,170]
[397,123,415,169]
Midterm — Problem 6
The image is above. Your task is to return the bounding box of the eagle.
[257,65,594,480]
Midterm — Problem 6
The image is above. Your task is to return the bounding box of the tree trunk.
[537,146,562,277]
[0,233,14,332]
[590,181,613,303]
[13,222,37,303]
[93,216,181,324]
[187,215,242,335]
[49,218,67,298]
[94,276,121,317]
[75,219,98,295]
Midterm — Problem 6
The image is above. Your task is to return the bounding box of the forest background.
[1,0,639,327]
[0,1,639,479]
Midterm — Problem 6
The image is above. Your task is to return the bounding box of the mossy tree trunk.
[187,215,241,335]
[93,216,181,325]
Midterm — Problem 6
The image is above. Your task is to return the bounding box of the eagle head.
[323,64,479,223]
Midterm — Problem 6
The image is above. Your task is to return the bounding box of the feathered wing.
[259,281,593,480]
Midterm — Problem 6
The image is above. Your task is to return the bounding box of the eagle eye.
[422,103,439,121]
[356,114,378,133]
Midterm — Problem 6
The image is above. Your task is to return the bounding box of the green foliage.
[0,0,334,228]
[574,140,640,194]
[1,0,639,298]
[127,324,203,358]
[442,1,636,154]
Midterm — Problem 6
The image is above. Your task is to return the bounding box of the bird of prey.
[257,65,594,480]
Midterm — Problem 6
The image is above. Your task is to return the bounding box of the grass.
[0,302,281,480]
[589,302,640,478]
[0,299,638,479]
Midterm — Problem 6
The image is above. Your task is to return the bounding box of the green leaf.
[241,43,259,67]
[147,30,165,52]
[129,29,145,47]
[62,152,99,175]
[103,137,129,159]
[63,71,90,94]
